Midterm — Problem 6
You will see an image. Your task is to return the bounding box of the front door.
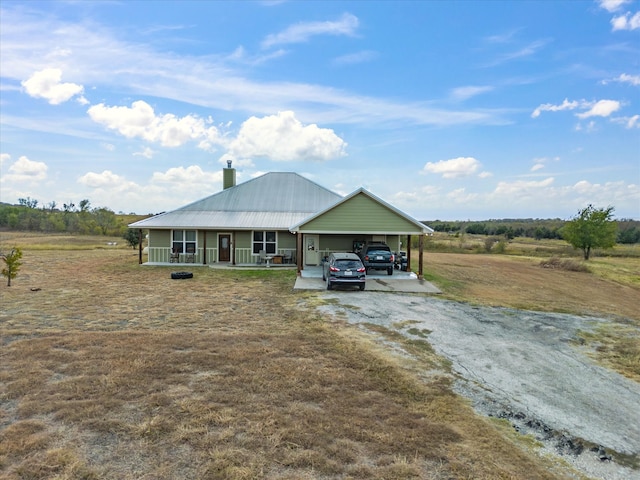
[219,234,231,262]
[304,234,320,265]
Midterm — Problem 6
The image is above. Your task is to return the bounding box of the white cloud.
[1,155,48,184]
[21,68,85,105]
[150,165,220,186]
[78,170,125,188]
[133,147,155,159]
[607,73,640,86]
[598,0,631,13]
[533,98,621,120]
[531,98,581,118]
[261,13,359,49]
[611,11,640,30]
[332,50,378,66]
[226,111,347,162]
[450,85,494,101]
[422,157,482,179]
[626,114,639,128]
[493,177,555,196]
[575,99,621,118]
[0,153,10,167]
[530,156,560,172]
[612,114,640,128]
[446,187,479,204]
[484,39,550,67]
[87,101,222,148]
[575,120,598,132]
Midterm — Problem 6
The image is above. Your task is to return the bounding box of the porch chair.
[258,250,267,265]
[185,245,196,263]
[169,248,180,263]
[283,251,292,264]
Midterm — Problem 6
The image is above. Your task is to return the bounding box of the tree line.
[425,217,640,244]
[0,197,128,237]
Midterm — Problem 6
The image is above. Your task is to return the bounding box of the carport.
[290,188,434,279]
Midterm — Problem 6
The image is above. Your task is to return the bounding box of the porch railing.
[147,247,296,265]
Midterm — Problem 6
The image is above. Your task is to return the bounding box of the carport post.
[406,235,411,272]
[138,229,143,264]
[418,234,424,279]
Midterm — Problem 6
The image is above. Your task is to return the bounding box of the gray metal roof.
[130,172,341,229]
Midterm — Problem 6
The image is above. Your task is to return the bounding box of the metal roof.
[130,172,341,229]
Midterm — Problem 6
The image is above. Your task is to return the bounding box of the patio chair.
[283,251,292,264]
[169,248,180,263]
[258,250,267,265]
[185,246,196,263]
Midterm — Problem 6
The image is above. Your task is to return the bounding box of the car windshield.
[335,260,361,269]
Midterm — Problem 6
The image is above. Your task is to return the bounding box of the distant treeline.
[0,198,136,236]
[1,198,638,245]
[424,218,640,244]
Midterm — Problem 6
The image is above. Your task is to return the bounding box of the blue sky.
[1,0,638,221]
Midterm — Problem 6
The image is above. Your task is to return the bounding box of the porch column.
[406,235,412,272]
[418,234,424,280]
[138,229,143,264]
[202,231,207,265]
[232,232,236,265]
[296,233,303,274]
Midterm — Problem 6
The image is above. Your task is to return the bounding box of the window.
[253,231,276,254]
[172,230,196,253]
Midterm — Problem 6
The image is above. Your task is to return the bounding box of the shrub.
[539,257,590,272]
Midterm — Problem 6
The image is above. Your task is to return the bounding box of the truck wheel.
[359,284,365,291]
[387,267,393,275]
[326,278,333,290]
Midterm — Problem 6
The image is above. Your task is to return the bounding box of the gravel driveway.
[316,292,640,480]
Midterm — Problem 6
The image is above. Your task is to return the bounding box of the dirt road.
[316,292,640,480]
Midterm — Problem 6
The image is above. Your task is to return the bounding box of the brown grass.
[0,239,583,479]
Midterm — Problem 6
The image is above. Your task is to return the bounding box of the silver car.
[322,252,366,291]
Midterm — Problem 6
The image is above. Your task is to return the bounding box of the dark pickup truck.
[359,243,395,275]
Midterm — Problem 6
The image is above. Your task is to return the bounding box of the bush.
[539,257,590,272]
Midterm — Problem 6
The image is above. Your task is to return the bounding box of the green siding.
[278,231,296,249]
[300,193,420,233]
[235,231,251,249]
[148,230,170,247]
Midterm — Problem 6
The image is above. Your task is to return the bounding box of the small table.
[264,256,274,267]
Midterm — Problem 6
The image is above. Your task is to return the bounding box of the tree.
[123,228,142,249]
[1,247,23,286]
[563,205,617,260]
[92,207,117,235]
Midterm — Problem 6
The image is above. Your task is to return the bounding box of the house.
[129,163,433,277]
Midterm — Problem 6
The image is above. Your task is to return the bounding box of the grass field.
[1,232,638,479]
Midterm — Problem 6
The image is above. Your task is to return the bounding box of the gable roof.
[129,172,341,230]
[289,187,433,234]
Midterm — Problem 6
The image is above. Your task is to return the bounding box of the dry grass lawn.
[1,233,637,479]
